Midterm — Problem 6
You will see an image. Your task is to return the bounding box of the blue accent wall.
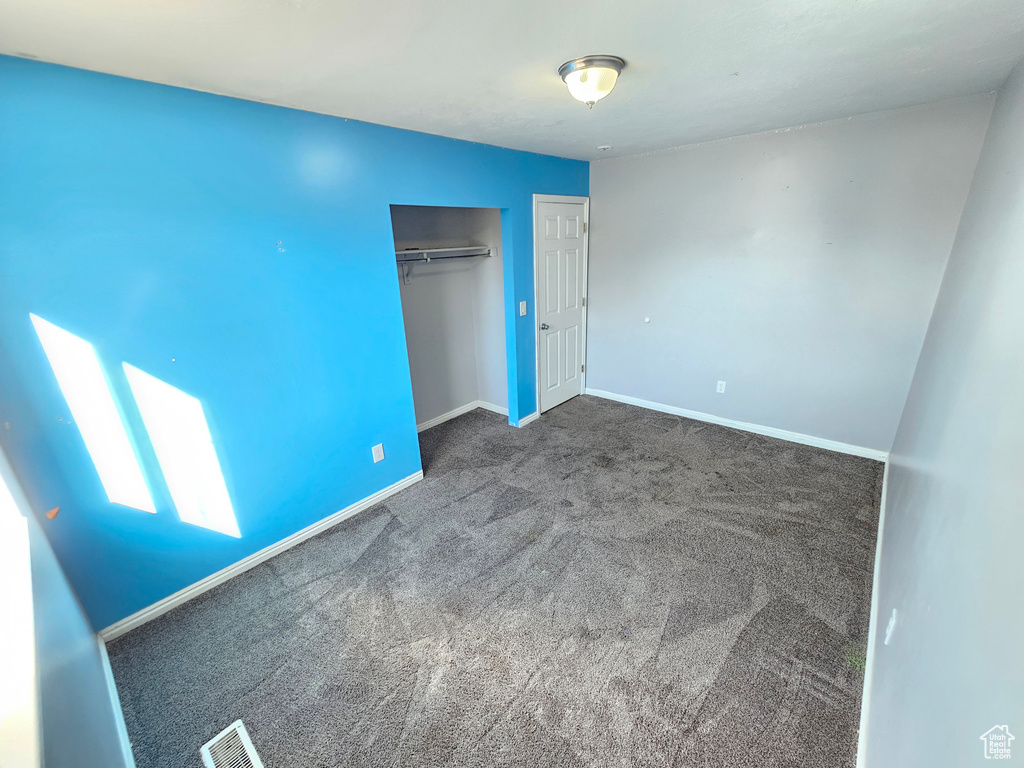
[0,55,588,629]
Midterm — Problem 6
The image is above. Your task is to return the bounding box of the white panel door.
[536,201,586,413]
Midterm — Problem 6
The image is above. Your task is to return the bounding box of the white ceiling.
[2,0,1023,160]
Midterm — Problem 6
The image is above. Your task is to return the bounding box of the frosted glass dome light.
[558,56,626,108]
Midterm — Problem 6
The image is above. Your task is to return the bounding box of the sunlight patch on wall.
[123,364,240,538]
[30,314,156,513]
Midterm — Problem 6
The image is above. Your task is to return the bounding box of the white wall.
[392,206,507,426]
[861,61,1024,766]
[0,446,132,768]
[587,95,994,453]
[0,450,39,768]
[468,210,509,410]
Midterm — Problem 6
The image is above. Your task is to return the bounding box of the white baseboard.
[516,411,539,427]
[416,400,509,432]
[584,388,889,462]
[857,457,891,767]
[99,470,423,641]
[97,637,136,767]
[476,401,509,417]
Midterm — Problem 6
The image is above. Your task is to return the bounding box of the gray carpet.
[109,395,882,768]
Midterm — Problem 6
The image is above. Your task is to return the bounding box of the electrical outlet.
[717,380,727,393]
[372,443,385,463]
[519,301,527,316]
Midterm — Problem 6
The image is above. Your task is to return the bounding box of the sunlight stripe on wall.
[30,314,156,513]
[123,364,240,538]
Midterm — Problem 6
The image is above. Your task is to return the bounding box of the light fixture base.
[558,55,626,81]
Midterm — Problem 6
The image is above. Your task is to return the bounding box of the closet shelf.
[396,246,494,263]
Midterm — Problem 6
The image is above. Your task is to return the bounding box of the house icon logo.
[980,725,1014,759]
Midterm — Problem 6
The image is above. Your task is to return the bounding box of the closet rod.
[396,246,494,264]
[399,253,491,263]
[397,246,494,284]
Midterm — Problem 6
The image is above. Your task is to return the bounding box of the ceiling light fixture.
[558,55,626,108]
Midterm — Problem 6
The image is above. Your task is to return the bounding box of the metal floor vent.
[200,720,265,768]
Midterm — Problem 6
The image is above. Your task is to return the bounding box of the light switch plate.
[372,443,385,463]
[519,301,527,316]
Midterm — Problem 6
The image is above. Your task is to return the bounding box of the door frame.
[532,194,591,417]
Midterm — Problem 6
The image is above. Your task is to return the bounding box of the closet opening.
[390,205,508,432]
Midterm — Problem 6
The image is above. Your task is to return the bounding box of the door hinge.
[583,221,588,234]
[581,364,585,373]
[582,297,586,307]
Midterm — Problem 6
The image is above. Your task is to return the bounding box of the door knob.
[540,323,550,330]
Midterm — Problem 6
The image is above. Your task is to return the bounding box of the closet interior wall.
[391,205,508,428]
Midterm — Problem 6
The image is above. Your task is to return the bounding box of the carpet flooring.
[109,395,883,768]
